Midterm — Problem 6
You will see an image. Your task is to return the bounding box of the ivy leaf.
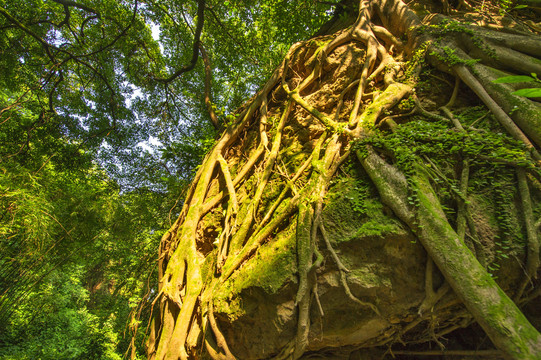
[512,88,541,97]
[492,75,535,83]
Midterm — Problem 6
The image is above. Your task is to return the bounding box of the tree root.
[217,154,238,213]
[358,147,541,359]
[207,299,235,359]
[320,223,349,272]
[515,168,540,300]
[149,1,541,357]
[453,64,541,161]
[228,100,292,253]
[419,258,450,316]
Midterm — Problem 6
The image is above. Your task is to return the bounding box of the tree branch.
[0,5,57,62]
[155,0,205,84]
[51,0,101,17]
[199,44,219,129]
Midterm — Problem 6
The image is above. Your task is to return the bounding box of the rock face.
[211,160,533,358]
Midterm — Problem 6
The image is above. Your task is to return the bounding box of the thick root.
[358,148,541,359]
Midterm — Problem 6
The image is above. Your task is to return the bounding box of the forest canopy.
[1,0,541,359]
[0,0,335,358]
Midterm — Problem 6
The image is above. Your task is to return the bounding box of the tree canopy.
[0,0,338,358]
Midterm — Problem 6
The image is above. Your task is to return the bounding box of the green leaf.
[512,4,528,9]
[492,75,535,84]
[512,88,541,97]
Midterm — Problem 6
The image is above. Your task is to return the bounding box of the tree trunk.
[147,0,541,358]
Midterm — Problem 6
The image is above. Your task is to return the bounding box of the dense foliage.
[0,0,336,358]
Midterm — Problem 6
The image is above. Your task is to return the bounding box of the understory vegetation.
[1,0,541,359]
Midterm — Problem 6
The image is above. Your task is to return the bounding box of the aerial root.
[515,168,540,300]
[151,9,541,357]
[411,96,448,122]
[215,203,232,274]
[221,193,301,282]
[348,37,378,127]
[201,140,265,216]
[281,78,344,133]
[339,270,381,316]
[428,312,445,350]
[453,65,541,161]
[153,114,252,358]
[370,24,403,49]
[418,258,450,316]
[292,136,347,358]
[293,201,328,357]
[456,158,469,239]
[228,101,292,253]
[320,223,349,272]
[465,215,488,267]
[427,313,473,342]
[334,79,360,121]
[476,42,541,76]
[313,280,325,317]
[161,291,200,360]
[203,335,227,360]
[260,152,316,227]
[440,104,474,253]
[217,154,239,213]
[440,105,464,131]
[207,299,236,359]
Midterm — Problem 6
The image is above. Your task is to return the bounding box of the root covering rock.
[146,0,541,358]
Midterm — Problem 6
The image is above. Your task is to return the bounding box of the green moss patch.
[323,175,403,244]
[214,221,297,318]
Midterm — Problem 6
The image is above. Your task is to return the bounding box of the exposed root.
[149,0,541,357]
[217,154,239,213]
[515,168,540,300]
[418,258,450,316]
[221,193,301,282]
[358,148,541,359]
[455,158,470,242]
[228,100,293,253]
[259,151,315,226]
[320,223,349,272]
[339,269,381,316]
[294,202,314,359]
[453,65,541,161]
[208,299,236,359]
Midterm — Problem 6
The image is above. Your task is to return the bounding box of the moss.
[355,218,399,238]
[324,177,403,244]
[213,285,245,321]
[259,178,284,212]
[213,221,297,318]
[280,139,309,173]
[348,266,392,288]
[200,248,218,284]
